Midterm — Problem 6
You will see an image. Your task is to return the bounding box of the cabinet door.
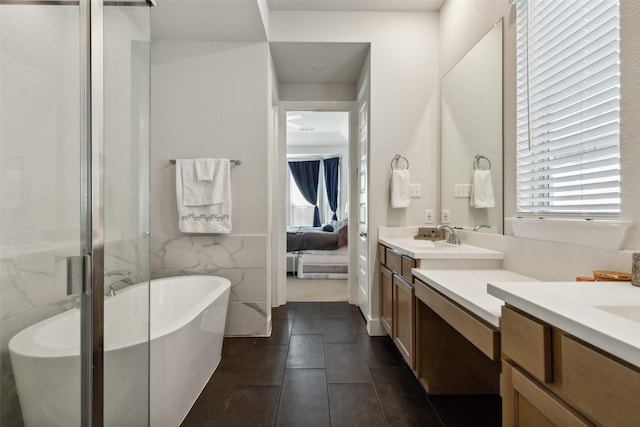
[393,274,415,369]
[380,265,393,337]
[401,255,416,282]
[502,362,594,427]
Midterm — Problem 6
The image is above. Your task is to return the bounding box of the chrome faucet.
[437,225,461,245]
[473,225,491,232]
[106,277,134,296]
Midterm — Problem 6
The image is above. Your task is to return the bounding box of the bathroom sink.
[393,238,437,248]
[594,305,640,324]
[379,237,503,260]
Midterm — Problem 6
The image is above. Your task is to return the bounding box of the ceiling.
[151,0,439,84]
[270,42,369,84]
[287,111,349,146]
[151,0,267,41]
[267,0,445,12]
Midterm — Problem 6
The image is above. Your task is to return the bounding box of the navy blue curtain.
[288,160,321,227]
[323,157,340,221]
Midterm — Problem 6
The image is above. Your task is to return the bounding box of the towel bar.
[169,159,241,166]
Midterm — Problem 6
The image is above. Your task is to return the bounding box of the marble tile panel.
[225,301,268,336]
[202,235,266,269]
[150,236,204,270]
[213,268,266,303]
[1,254,58,320]
[151,268,267,303]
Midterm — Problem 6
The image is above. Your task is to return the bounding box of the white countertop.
[412,269,537,327]
[379,237,504,260]
[488,281,640,369]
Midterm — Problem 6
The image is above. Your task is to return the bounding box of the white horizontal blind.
[516,0,620,217]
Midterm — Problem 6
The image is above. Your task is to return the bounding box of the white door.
[357,99,369,315]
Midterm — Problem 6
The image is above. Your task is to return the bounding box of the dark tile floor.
[181,302,501,426]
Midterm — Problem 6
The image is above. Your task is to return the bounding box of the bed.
[287,221,349,279]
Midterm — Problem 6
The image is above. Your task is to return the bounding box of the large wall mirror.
[441,19,503,233]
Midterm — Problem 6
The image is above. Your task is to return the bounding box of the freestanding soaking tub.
[9,275,230,427]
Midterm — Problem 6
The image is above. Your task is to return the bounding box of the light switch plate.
[454,184,472,198]
[409,183,421,198]
[441,210,450,224]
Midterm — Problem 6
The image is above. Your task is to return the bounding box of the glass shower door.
[1,1,152,426]
[102,2,151,426]
[0,1,86,426]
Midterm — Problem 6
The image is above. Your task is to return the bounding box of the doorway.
[285,110,351,301]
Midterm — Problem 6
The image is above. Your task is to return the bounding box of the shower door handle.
[67,254,91,295]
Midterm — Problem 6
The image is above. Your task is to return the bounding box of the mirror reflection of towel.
[470,170,495,208]
[391,169,410,209]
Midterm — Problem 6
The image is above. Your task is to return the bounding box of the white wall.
[151,41,272,335]
[270,11,441,323]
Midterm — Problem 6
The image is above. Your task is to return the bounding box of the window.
[516,0,620,217]
[289,172,316,226]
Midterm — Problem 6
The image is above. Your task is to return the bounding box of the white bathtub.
[9,275,230,427]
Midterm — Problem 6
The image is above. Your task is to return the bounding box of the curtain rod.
[169,159,241,166]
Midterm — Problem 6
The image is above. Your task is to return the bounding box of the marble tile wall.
[0,236,146,425]
[150,234,268,336]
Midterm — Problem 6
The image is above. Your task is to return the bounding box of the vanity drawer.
[415,279,499,360]
[401,255,416,282]
[385,248,402,274]
[561,334,640,427]
[501,306,552,383]
[378,244,386,266]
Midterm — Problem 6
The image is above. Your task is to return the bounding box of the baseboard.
[366,317,387,336]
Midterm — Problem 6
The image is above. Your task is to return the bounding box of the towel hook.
[390,154,409,171]
[473,155,491,171]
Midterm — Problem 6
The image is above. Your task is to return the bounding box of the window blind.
[516,0,620,217]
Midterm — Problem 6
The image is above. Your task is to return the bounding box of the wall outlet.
[454,184,472,198]
[424,210,434,224]
[441,209,450,224]
[409,183,421,198]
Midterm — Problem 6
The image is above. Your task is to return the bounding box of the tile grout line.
[355,320,391,426]
[272,318,292,427]
[321,309,333,426]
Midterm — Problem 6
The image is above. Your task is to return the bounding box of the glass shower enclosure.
[0,0,152,425]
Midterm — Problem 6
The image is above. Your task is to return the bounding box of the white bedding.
[297,246,349,279]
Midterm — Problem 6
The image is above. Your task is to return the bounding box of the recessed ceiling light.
[311,61,327,71]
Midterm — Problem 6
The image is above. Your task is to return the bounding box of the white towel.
[390,169,410,209]
[470,169,495,208]
[176,159,231,233]
[195,158,214,181]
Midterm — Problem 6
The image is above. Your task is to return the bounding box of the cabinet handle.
[360,232,368,237]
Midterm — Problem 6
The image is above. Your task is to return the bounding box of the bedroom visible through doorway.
[285,110,350,302]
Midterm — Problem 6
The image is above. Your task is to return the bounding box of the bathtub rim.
[8,275,231,359]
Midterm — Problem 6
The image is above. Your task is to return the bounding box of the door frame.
[272,101,358,307]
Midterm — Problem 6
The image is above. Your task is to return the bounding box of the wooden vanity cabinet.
[501,305,640,427]
[380,264,393,336]
[393,274,415,368]
[378,243,417,368]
